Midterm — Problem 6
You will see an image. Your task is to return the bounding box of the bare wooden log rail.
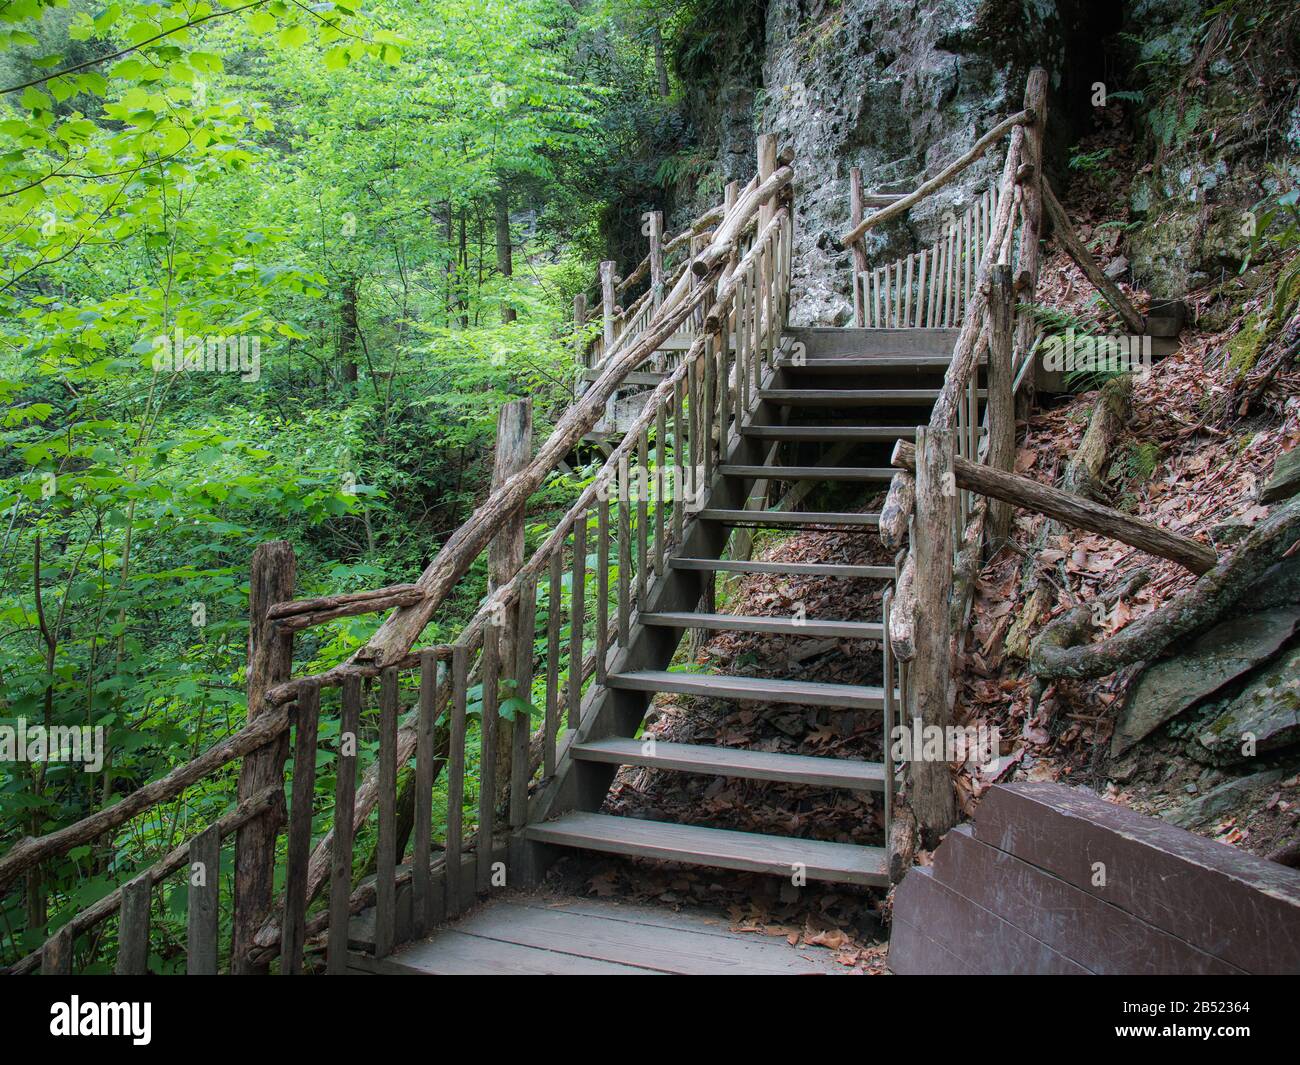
[890,440,1218,574]
[1042,177,1146,335]
[838,109,1034,248]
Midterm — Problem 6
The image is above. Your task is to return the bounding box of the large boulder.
[1111,608,1300,756]
[1197,644,1300,763]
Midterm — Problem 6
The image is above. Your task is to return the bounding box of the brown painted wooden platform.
[890,782,1300,975]
[348,893,855,975]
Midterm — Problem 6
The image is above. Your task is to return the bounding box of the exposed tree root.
[1029,498,1299,680]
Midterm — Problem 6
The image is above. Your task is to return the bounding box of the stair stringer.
[514,364,789,883]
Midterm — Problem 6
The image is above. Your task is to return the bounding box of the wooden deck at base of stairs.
[348,892,853,975]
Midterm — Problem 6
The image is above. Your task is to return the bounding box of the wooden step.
[696,509,880,528]
[740,425,917,442]
[571,738,886,790]
[671,557,893,579]
[641,611,882,639]
[784,326,959,358]
[760,388,959,406]
[607,669,886,709]
[776,355,980,372]
[524,812,888,886]
[719,464,895,482]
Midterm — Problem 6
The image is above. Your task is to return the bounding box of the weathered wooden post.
[573,292,587,385]
[600,261,616,351]
[231,540,295,974]
[986,264,1015,548]
[909,428,958,846]
[850,166,867,327]
[1016,67,1048,415]
[648,210,664,312]
[490,397,533,806]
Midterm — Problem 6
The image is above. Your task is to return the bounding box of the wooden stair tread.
[776,355,982,371]
[719,464,895,481]
[641,611,882,639]
[740,425,918,440]
[671,557,893,579]
[697,508,881,527]
[524,812,888,886]
[571,738,886,790]
[760,388,970,405]
[607,669,887,709]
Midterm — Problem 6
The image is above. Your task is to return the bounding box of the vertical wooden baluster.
[654,403,668,573]
[596,497,610,685]
[749,263,762,397]
[41,924,74,975]
[327,675,360,973]
[116,872,151,975]
[477,625,500,893]
[894,260,904,328]
[512,578,537,833]
[187,824,219,975]
[618,457,632,641]
[736,272,749,414]
[917,249,929,328]
[903,253,914,328]
[882,588,896,853]
[545,548,562,776]
[569,518,587,731]
[673,379,687,546]
[715,333,728,462]
[412,650,437,937]
[281,678,320,974]
[850,168,865,326]
[446,645,468,917]
[927,243,939,327]
[685,356,699,518]
[636,429,649,602]
[375,667,399,958]
[703,342,715,484]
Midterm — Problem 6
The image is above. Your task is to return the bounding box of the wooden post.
[850,166,866,327]
[756,134,777,327]
[232,540,295,974]
[1014,68,1048,414]
[986,264,1015,548]
[280,678,319,975]
[600,261,616,350]
[489,398,533,800]
[186,825,220,974]
[648,210,664,312]
[908,427,958,846]
[573,293,587,376]
[326,674,360,974]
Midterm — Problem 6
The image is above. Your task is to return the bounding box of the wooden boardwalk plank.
[640,611,882,639]
[446,900,846,975]
[378,929,662,975]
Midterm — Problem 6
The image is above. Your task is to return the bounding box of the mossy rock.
[1228,312,1265,378]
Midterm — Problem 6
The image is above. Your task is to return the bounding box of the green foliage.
[0,0,652,967]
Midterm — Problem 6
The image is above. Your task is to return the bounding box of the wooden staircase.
[522,326,977,889]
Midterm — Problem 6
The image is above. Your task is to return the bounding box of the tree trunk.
[495,189,516,324]
[652,22,670,98]
[339,278,359,384]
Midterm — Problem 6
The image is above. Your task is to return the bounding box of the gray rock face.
[1197,644,1300,763]
[1111,608,1300,756]
[1164,767,1289,828]
[1260,448,1300,505]
[682,0,1078,326]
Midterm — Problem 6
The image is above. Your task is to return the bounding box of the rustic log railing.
[855,69,1213,845]
[3,137,796,975]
